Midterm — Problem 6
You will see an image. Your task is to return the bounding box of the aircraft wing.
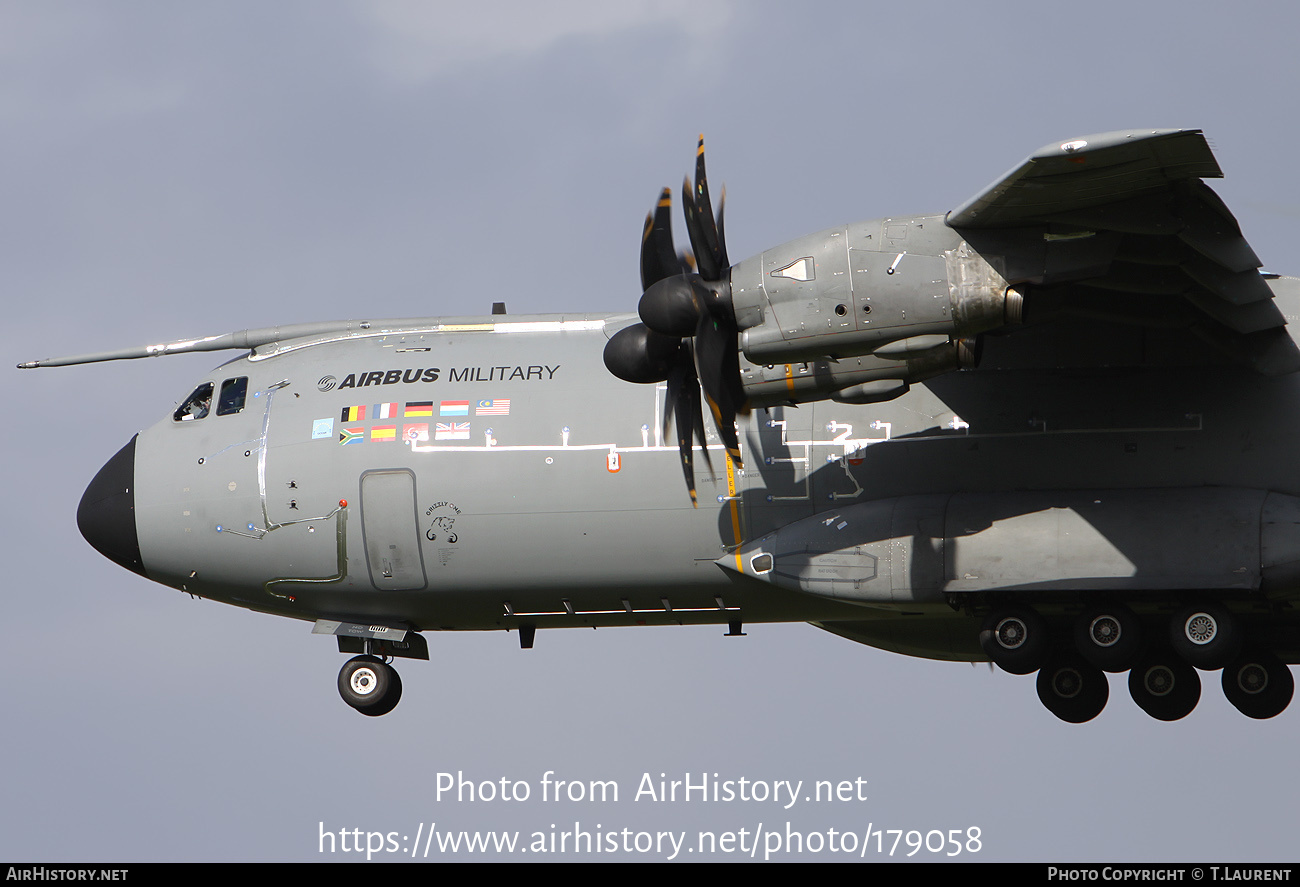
[947,128,1223,228]
[946,129,1300,375]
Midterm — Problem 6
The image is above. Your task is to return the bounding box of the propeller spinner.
[604,137,749,506]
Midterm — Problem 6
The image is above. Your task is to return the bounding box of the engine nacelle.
[730,214,1017,365]
[739,337,978,408]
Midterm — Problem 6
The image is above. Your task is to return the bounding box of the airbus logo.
[333,369,442,389]
[318,375,337,392]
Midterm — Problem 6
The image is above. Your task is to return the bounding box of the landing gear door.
[359,469,428,591]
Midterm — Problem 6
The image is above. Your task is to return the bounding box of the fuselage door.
[359,469,428,591]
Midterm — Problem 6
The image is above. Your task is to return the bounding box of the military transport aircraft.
[24,129,1300,722]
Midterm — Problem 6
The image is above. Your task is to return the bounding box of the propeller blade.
[682,175,720,282]
[640,188,678,292]
[682,136,729,282]
[690,136,724,275]
[617,136,745,503]
[664,351,710,507]
[692,289,746,467]
[716,185,729,269]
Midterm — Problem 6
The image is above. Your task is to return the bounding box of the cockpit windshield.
[217,377,248,416]
[173,382,213,422]
[173,376,249,422]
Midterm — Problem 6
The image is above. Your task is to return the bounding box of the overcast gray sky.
[5,0,1300,862]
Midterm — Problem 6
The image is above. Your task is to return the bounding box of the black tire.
[979,606,1049,675]
[1221,648,1294,720]
[1073,603,1143,672]
[1036,651,1109,723]
[358,666,402,717]
[1128,650,1201,721]
[1168,601,1242,670]
[338,655,402,715]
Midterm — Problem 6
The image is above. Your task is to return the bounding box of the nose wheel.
[338,655,403,716]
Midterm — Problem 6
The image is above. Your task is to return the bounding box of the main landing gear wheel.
[1073,604,1143,672]
[338,655,403,716]
[1169,601,1241,670]
[1036,652,1109,723]
[1128,650,1200,721]
[1221,648,1294,720]
[979,606,1048,675]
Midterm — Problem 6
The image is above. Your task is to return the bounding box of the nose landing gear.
[338,655,403,716]
[314,620,427,716]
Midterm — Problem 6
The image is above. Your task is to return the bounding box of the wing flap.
[1182,289,1288,335]
[1182,255,1275,306]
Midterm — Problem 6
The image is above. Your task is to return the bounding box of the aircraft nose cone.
[78,435,145,577]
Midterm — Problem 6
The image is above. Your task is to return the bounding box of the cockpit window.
[173,382,214,422]
[217,377,248,416]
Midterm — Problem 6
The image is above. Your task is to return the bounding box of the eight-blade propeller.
[603,137,749,505]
